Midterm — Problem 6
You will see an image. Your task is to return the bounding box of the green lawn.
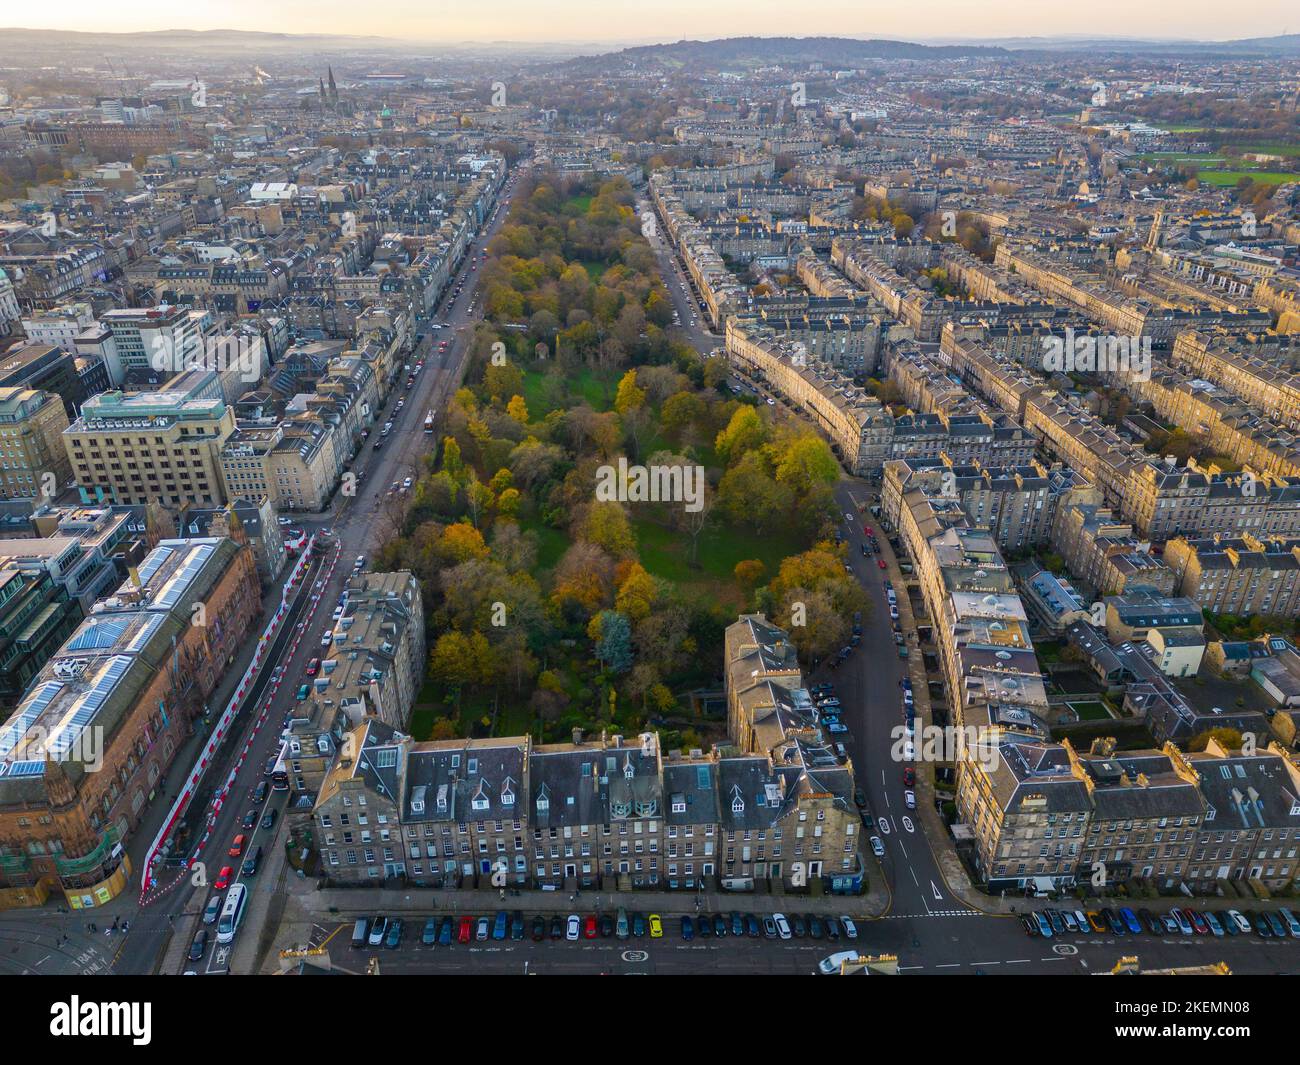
[1196,169,1294,186]
[518,513,569,570]
[632,513,805,590]
[1068,700,1114,721]
[520,366,618,417]
[581,260,609,282]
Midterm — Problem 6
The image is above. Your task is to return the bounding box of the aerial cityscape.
[0,3,1298,1006]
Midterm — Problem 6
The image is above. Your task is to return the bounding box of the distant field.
[1196,169,1294,186]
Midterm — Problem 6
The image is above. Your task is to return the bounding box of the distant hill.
[556,35,1010,73]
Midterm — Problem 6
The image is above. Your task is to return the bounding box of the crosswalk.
[882,909,988,920]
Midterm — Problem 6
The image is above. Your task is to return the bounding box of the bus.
[270,743,288,790]
[216,884,247,944]
[423,409,435,433]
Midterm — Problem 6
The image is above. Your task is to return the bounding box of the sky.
[5,0,1294,44]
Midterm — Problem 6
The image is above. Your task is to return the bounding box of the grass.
[1068,700,1113,722]
[520,366,617,418]
[632,513,805,593]
[1196,169,1294,187]
[581,260,608,282]
[518,513,569,570]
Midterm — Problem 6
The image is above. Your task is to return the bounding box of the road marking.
[930,881,944,900]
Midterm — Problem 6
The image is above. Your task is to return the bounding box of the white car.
[870,836,885,856]
[565,914,580,941]
[1226,909,1252,934]
[321,630,333,647]
[354,555,365,570]
[773,913,791,940]
[904,789,916,809]
[818,949,860,975]
[840,917,859,939]
[277,516,293,527]
[402,477,413,492]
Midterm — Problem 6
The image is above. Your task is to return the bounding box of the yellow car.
[648,913,663,939]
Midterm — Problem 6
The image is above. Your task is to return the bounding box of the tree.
[715,405,768,464]
[439,522,489,563]
[774,432,839,496]
[613,369,644,413]
[615,562,657,620]
[590,610,634,673]
[734,559,766,588]
[506,394,530,424]
[483,360,524,403]
[579,500,636,557]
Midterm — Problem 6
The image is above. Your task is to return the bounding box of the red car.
[903,767,915,787]
[1186,909,1210,935]
[583,915,598,939]
[305,658,320,676]
[457,916,473,944]
[214,866,234,890]
[863,525,873,536]
[877,559,887,569]
[228,834,245,857]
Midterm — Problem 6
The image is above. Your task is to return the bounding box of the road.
[105,165,527,975]
[639,194,719,353]
[314,909,1300,975]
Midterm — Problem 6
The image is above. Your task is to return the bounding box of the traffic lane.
[825,485,949,913]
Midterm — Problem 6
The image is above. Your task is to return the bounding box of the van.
[818,949,860,975]
[351,918,370,948]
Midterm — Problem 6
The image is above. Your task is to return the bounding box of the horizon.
[1,0,1292,46]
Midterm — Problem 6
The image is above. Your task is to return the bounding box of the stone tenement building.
[0,534,260,910]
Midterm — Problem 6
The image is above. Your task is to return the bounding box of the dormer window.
[471,779,489,812]
[501,777,515,807]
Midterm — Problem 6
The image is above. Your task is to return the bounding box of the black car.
[531,916,547,942]
[1021,914,1038,936]
[188,929,208,962]
[1140,908,1162,935]
[263,757,277,777]
[696,913,712,938]
[806,914,824,939]
[853,788,868,809]
[241,846,263,877]
[790,914,807,938]
[260,808,277,830]
[549,916,564,940]
[241,809,258,829]
[712,913,727,937]
[599,914,614,938]
[824,917,841,941]
[730,912,745,936]
[510,911,525,940]
[745,913,761,937]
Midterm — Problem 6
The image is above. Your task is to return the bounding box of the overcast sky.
[9,0,1294,44]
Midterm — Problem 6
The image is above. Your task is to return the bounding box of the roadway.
[106,165,527,975]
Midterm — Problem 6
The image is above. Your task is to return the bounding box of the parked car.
[1187,909,1210,935]
[475,916,490,941]
[1171,909,1194,936]
[369,917,388,947]
[188,930,208,962]
[633,913,647,938]
[1227,909,1252,935]
[599,914,614,938]
[681,916,695,940]
[1203,911,1224,937]
[385,918,404,949]
[1266,911,1288,937]
[1021,914,1037,936]
[422,919,438,946]
[648,914,663,939]
[531,916,546,942]
[840,916,859,940]
[870,836,885,857]
[762,916,778,939]
[1034,912,1052,937]
[1119,908,1142,935]
[806,914,824,939]
[549,916,564,940]
[458,916,474,944]
[583,914,598,939]
[616,909,630,940]
[1086,911,1107,933]
[1253,911,1273,937]
[492,910,508,940]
